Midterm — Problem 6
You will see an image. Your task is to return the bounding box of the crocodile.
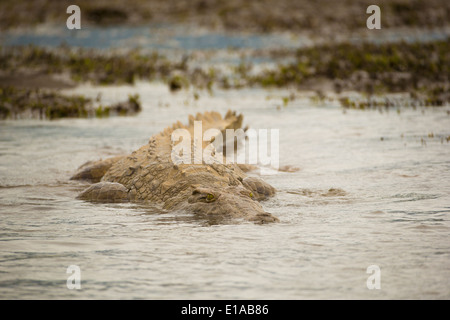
[71,110,279,224]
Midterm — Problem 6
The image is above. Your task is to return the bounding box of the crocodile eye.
[189,189,216,203]
[239,189,254,199]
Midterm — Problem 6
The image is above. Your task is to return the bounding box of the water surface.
[1,83,449,299]
[2,24,449,51]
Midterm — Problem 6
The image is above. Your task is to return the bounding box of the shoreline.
[0,37,448,115]
[1,0,449,117]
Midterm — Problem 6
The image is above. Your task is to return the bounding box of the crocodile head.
[186,185,279,224]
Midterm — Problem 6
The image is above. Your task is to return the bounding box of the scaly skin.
[72,110,278,224]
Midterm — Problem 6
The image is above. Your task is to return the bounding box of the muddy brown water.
[1,83,449,299]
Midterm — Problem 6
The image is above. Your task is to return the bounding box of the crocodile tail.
[150,110,245,161]
[158,110,244,138]
[195,110,244,133]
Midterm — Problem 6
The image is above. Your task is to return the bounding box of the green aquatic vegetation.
[248,39,449,107]
[1,38,448,107]
[127,93,140,107]
[233,61,252,78]
[168,74,189,91]
[0,86,141,120]
[95,105,110,118]
[0,46,180,86]
[255,61,310,88]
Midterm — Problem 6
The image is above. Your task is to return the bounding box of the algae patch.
[0,86,141,120]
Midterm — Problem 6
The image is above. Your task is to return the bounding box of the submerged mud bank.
[1,37,449,108]
[0,86,141,120]
[254,40,450,107]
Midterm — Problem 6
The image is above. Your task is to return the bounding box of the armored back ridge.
[72,110,278,224]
